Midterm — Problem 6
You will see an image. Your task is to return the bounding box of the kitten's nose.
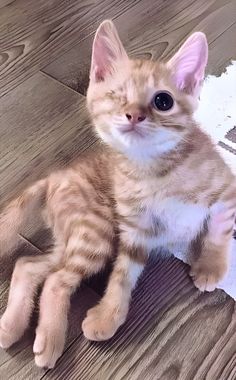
[125,110,146,124]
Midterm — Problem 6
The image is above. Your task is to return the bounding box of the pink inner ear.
[90,20,128,83]
[93,66,106,82]
[91,36,115,81]
[168,32,208,94]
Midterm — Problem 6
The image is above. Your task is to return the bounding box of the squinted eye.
[153,91,174,111]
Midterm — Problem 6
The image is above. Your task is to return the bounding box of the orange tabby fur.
[0,21,235,368]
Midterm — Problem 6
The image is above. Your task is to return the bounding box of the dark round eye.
[153,91,174,111]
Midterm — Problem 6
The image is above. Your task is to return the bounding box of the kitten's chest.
[145,197,207,233]
[119,193,209,250]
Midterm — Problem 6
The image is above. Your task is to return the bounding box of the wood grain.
[41,255,236,380]
[0,72,97,208]
[0,0,144,97]
[44,0,236,96]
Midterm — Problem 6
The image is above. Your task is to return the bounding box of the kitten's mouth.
[117,125,146,137]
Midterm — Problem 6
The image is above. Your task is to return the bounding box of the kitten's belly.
[122,198,209,251]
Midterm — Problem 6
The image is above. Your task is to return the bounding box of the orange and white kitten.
[0,20,235,369]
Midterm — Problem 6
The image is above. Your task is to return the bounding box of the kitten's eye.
[153,91,174,111]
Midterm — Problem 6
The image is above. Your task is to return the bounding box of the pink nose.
[125,111,146,124]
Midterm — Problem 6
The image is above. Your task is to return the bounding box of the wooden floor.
[0,1,236,379]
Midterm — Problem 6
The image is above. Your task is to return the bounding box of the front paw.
[33,327,66,369]
[190,260,227,292]
[82,302,127,341]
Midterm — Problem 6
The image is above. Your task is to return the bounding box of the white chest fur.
[119,196,209,252]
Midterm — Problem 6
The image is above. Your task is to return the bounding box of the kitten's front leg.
[82,240,146,341]
[190,192,236,292]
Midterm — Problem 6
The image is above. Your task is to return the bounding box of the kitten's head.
[87,20,208,162]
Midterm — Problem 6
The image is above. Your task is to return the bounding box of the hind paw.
[33,327,65,369]
[0,316,23,348]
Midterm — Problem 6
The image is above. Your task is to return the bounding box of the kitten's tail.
[0,179,47,256]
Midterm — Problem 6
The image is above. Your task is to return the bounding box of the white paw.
[33,327,65,369]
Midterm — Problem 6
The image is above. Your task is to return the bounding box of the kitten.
[0,20,235,369]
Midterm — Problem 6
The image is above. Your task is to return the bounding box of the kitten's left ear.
[90,20,128,83]
[167,32,208,95]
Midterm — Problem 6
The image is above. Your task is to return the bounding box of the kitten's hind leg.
[34,224,112,369]
[33,267,82,369]
[190,193,236,292]
[0,252,59,349]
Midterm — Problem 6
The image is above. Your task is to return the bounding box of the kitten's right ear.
[90,20,128,82]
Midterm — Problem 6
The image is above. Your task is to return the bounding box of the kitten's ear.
[167,32,208,95]
[90,20,128,82]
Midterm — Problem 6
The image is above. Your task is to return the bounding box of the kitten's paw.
[0,317,22,348]
[82,302,127,341]
[190,261,226,292]
[0,326,16,349]
[33,327,65,369]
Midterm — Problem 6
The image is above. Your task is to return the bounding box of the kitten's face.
[87,60,196,160]
[87,21,208,161]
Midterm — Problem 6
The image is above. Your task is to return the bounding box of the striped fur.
[0,21,235,368]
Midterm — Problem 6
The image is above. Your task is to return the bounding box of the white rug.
[195,61,236,174]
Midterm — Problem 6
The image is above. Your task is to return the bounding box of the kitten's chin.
[95,121,183,163]
[96,130,177,164]
[115,124,147,138]
[96,126,150,159]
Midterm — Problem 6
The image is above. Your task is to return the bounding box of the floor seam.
[39,71,86,98]
[18,233,44,254]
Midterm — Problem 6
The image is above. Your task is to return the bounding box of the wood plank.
[207,20,236,76]
[44,0,236,96]
[0,236,100,380]
[0,0,145,97]
[41,255,236,380]
[0,72,96,209]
